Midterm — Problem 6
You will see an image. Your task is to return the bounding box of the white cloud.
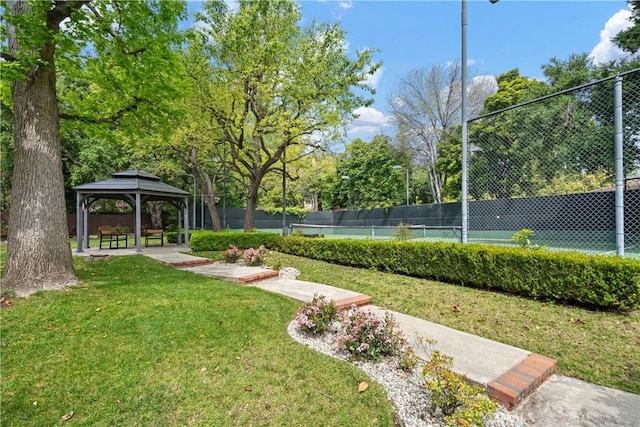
[363,66,383,89]
[339,1,353,10]
[348,106,391,136]
[590,8,638,65]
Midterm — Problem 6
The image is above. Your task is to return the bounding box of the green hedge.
[166,230,205,244]
[189,231,281,251]
[187,232,640,311]
[273,238,640,311]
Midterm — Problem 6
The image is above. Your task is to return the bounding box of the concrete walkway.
[139,250,639,426]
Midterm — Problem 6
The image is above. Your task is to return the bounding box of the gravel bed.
[287,320,525,427]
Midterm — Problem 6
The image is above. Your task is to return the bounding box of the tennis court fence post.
[615,74,624,256]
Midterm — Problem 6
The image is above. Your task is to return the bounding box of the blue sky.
[186,0,637,141]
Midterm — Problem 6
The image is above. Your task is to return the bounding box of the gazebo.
[74,170,190,253]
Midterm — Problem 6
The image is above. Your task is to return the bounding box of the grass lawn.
[207,250,638,395]
[1,255,396,426]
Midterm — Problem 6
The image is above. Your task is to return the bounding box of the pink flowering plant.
[242,245,267,266]
[223,245,242,263]
[295,294,338,335]
[336,305,406,361]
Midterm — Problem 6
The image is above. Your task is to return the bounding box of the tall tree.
[335,136,408,209]
[1,0,186,296]
[389,63,495,204]
[195,0,378,230]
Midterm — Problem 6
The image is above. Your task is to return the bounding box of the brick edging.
[334,295,374,310]
[238,270,280,283]
[487,353,557,410]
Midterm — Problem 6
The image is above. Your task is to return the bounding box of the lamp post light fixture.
[461,0,498,244]
[392,165,410,206]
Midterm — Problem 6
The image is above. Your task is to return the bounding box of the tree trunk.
[146,201,164,228]
[244,182,259,231]
[2,1,77,296]
[200,173,221,231]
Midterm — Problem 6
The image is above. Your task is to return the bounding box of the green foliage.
[263,206,309,218]
[511,229,545,251]
[435,127,462,202]
[189,231,280,252]
[393,222,414,241]
[222,245,242,263]
[335,136,409,209]
[423,351,498,425]
[336,306,406,361]
[613,1,640,54]
[294,294,338,335]
[269,238,640,311]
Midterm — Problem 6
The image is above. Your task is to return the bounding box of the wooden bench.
[142,228,164,247]
[99,227,128,249]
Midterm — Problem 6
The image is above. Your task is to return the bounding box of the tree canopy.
[192,0,378,230]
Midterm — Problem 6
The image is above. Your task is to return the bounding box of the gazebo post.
[76,193,83,253]
[183,196,190,247]
[177,207,182,245]
[83,201,89,248]
[135,193,142,253]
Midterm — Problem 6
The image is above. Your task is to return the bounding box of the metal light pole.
[461,0,498,244]
[282,146,287,236]
[461,0,469,243]
[392,165,410,205]
[222,148,227,230]
[341,175,350,208]
[193,176,197,230]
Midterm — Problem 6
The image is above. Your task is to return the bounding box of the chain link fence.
[468,69,640,256]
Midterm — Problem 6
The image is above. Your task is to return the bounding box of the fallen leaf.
[244,385,252,392]
[357,381,369,393]
[95,307,101,312]
[5,300,13,307]
[452,306,461,313]
[33,401,38,406]
[116,400,121,406]
[61,411,74,421]
[0,297,4,303]
[264,402,271,410]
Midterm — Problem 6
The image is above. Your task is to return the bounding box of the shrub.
[243,245,267,266]
[336,306,405,361]
[511,228,544,250]
[398,345,420,372]
[393,222,414,241]
[222,245,242,263]
[423,350,498,426]
[274,237,640,311]
[189,231,280,252]
[294,294,338,335]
